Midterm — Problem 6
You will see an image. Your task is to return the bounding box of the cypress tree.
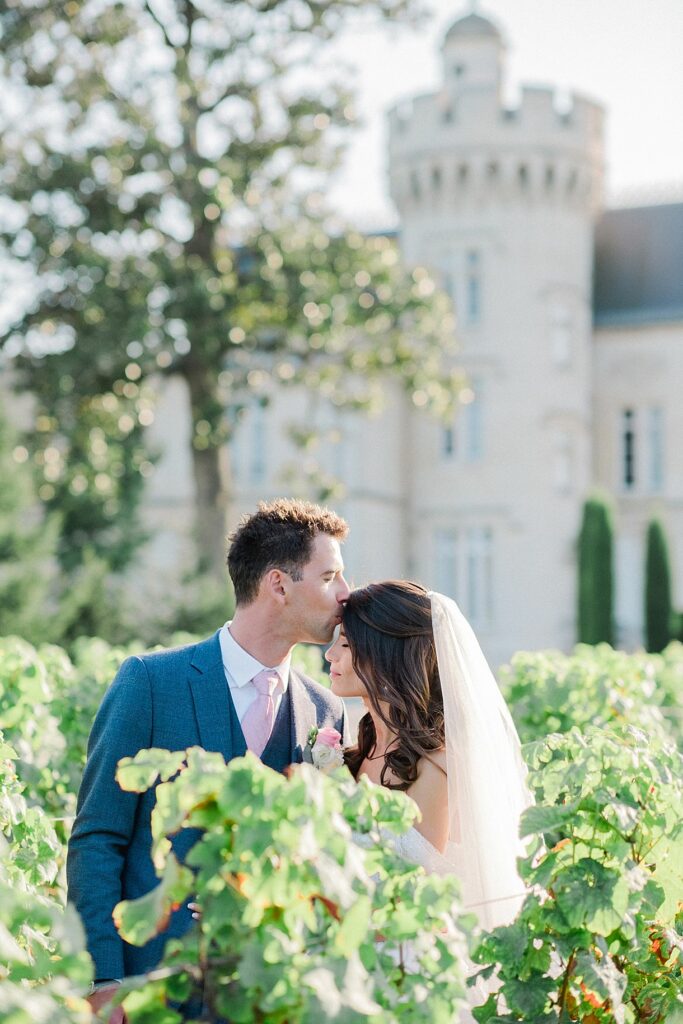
[644,519,672,653]
[577,495,614,645]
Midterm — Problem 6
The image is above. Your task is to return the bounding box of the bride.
[325,580,531,933]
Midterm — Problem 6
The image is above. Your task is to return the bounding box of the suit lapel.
[288,670,318,763]
[188,631,241,761]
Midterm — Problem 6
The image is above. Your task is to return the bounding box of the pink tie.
[241,669,282,757]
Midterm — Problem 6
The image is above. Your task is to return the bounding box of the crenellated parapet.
[389,3,604,222]
[388,84,604,215]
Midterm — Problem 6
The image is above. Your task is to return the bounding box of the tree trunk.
[184,366,233,580]
[190,443,232,579]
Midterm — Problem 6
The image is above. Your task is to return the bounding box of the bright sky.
[326,0,683,228]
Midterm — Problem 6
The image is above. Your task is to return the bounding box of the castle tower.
[388,8,605,664]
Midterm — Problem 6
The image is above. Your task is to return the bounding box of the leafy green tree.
[0,0,458,579]
[645,518,673,653]
[577,495,614,646]
[0,407,60,642]
[0,401,143,646]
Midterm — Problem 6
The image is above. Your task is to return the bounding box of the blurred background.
[1,0,682,667]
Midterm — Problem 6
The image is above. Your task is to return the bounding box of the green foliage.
[0,0,459,576]
[578,495,615,645]
[500,643,681,748]
[645,519,673,653]
[113,750,471,1023]
[0,635,136,844]
[473,726,683,1023]
[0,734,93,1023]
[0,405,148,648]
[0,408,61,643]
[2,632,681,1019]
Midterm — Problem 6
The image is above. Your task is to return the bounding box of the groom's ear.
[264,568,288,604]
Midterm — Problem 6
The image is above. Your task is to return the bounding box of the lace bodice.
[352,825,456,879]
[390,826,455,877]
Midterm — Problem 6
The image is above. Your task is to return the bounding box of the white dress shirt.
[219,622,291,723]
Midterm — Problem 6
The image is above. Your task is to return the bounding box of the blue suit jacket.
[66,631,345,979]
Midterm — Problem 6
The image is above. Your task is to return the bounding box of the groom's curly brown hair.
[227,498,348,605]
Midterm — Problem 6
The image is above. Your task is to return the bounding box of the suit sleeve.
[66,655,153,979]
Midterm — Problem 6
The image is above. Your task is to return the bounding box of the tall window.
[465,249,481,325]
[647,407,664,493]
[441,383,483,462]
[434,529,459,599]
[433,527,494,626]
[621,409,636,490]
[553,431,573,494]
[550,304,572,367]
[441,425,457,459]
[466,527,494,627]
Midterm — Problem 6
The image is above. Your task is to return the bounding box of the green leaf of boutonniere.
[303,726,319,764]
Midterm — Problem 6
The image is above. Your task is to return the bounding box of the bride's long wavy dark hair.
[342,580,445,790]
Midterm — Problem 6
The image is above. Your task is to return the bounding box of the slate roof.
[593,203,683,326]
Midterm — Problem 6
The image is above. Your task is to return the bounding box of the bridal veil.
[429,591,531,930]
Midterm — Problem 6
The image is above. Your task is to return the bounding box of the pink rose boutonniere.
[303,726,345,773]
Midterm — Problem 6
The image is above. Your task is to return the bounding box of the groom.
[67,498,349,1015]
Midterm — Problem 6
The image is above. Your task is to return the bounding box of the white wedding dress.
[391,825,456,878]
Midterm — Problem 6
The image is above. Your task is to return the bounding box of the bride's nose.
[325,641,337,663]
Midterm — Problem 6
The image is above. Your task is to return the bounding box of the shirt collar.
[219,622,291,691]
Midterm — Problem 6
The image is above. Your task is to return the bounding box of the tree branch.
[143,0,175,51]
[200,83,252,116]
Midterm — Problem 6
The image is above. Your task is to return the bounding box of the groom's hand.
[87,983,127,1023]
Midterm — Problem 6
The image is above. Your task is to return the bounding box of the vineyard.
[1,635,681,1022]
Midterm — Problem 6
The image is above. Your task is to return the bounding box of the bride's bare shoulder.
[419,747,448,777]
